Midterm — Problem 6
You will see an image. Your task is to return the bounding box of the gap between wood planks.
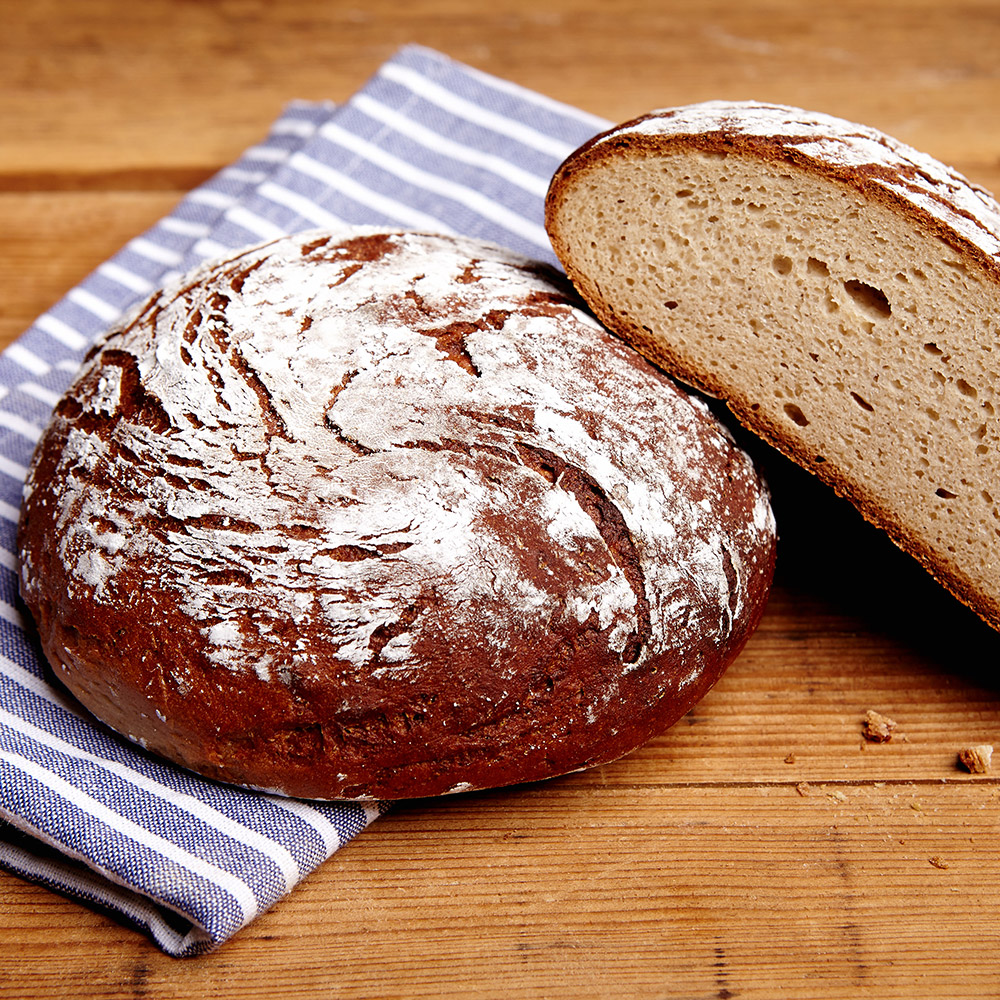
[0,166,220,193]
[572,776,999,788]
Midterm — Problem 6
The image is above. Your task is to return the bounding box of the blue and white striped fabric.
[0,46,608,956]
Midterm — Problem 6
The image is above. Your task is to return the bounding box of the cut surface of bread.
[546,101,1000,630]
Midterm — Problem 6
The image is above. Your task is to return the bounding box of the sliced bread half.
[545,101,1000,629]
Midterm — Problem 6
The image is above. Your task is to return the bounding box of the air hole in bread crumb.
[850,391,874,412]
[936,487,958,499]
[924,342,944,355]
[807,257,829,276]
[783,403,809,427]
[956,378,977,398]
[675,189,693,198]
[665,300,678,310]
[844,279,891,318]
[772,255,792,276]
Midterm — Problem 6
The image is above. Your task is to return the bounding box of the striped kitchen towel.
[0,45,608,956]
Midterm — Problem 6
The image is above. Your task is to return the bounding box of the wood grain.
[3,0,1000,178]
[2,0,1000,996]
[0,192,181,347]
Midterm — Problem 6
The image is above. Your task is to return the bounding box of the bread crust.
[18,228,776,800]
[545,102,1000,631]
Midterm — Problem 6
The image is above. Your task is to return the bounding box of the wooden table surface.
[4,1,1000,996]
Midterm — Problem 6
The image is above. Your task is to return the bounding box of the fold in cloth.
[0,45,608,955]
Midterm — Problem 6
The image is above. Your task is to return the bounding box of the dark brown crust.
[545,113,1000,631]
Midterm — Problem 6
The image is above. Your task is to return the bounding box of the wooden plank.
[0,191,181,348]
[2,0,1000,177]
[3,779,1000,998]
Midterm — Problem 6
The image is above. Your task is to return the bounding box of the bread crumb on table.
[958,744,993,773]
[862,709,897,743]
[929,856,949,870]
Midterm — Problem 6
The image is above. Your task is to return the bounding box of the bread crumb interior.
[555,149,1000,617]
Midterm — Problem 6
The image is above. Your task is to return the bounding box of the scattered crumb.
[958,744,993,774]
[795,781,811,796]
[910,801,922,812]
[784,753,796,764]
[827,789,848,803]
[929,856,949,870]
[862,709,897,743]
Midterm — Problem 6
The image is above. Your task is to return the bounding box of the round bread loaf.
[17,228,776,800]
